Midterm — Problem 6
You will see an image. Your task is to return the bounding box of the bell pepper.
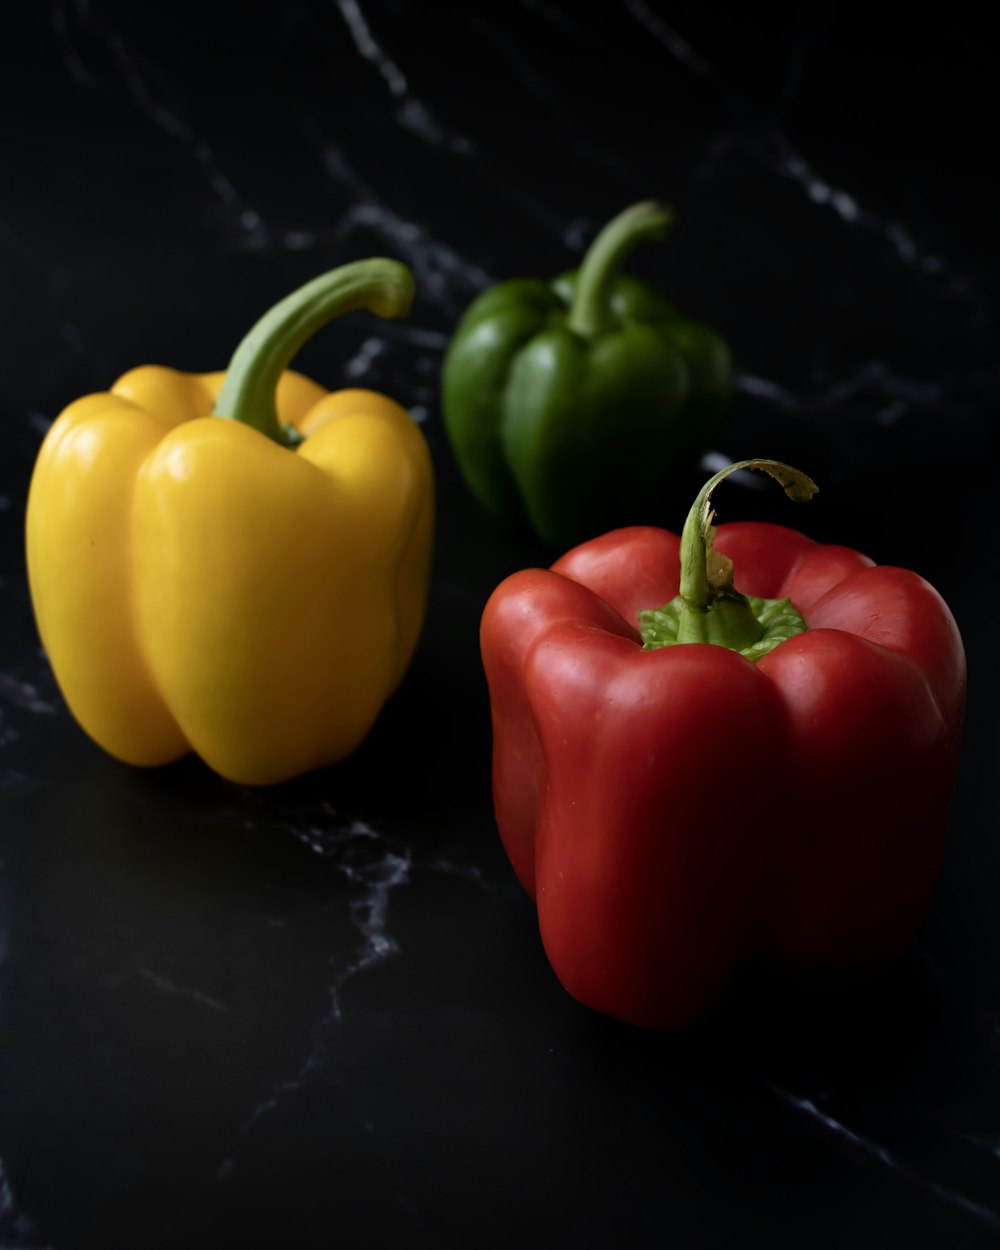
[25,259,434,786]
[480,460,966,1030]
[441,199,733,549]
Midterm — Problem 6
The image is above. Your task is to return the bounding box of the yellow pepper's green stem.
[675,459,818,647]
[213,258,415,445]
[566,200,674,340]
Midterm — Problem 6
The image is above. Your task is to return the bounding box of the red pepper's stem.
[212,259,415,446]
[676,459,818,647]
[566,201,674,340]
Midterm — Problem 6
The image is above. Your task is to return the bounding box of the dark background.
[1,4,998,1247]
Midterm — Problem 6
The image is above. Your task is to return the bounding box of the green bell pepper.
[441,200,734,548]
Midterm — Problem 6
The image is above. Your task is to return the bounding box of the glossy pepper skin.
[480,461,966,1031]
[26,260,434,786]
[441,200,732,548]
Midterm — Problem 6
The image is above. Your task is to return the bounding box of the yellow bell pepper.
[25,259,435,785]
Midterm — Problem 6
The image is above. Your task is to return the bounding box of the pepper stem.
[676,459,818,646]
[212,258,415,445]
[565,200,674,339]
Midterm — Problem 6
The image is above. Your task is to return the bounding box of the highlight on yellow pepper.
[25,259,435,785]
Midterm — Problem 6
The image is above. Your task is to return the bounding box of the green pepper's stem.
[212,258,415,445]
[565,200,674,339]
[676,459,818,646]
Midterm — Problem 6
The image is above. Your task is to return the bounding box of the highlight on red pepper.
[441,200,733,548]
[480,459,967,1030]
[25,259,435,786]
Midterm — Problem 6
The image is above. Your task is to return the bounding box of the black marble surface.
[2,5,998,1247]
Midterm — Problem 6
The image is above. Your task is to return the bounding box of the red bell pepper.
[480,459,966,1030]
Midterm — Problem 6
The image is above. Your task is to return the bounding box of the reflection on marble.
[2,2,998,1247]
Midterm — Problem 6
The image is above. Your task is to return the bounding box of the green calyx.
[638,458,818,661]
[212,258,415,447]
[639,593,809,661]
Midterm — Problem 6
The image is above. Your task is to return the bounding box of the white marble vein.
[216,810,412,1180]
[336,0,475,155]
[758,130,972,299]
[428,854,522,902]
[323,145,493,309]
[0,677,58,718]
[330,845,411,1021]
[623,0,715,80]
[105,966,229,1014]
[344,336,388,379]
[211,797,519,1186]
[734,374,799,411]
[623,3,974,300]
[770,1085,1000,1232]
[737,362,944,422]
[52,0,265,243]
